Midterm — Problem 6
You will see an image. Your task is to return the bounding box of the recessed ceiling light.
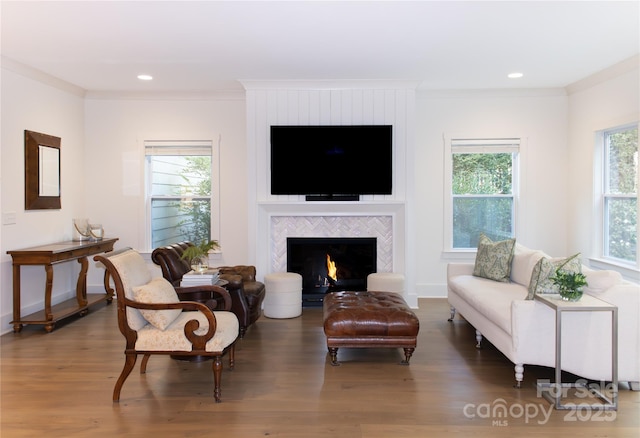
[507,72,524,79]
[137,74,153,81]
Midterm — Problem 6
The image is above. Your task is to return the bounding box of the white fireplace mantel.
[257,200,405,216]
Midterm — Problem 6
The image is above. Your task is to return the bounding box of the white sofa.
[447,244,640,389]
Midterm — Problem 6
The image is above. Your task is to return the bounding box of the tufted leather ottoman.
[323,291,419,366]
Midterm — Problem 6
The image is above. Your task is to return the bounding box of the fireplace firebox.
[286,237,377,306]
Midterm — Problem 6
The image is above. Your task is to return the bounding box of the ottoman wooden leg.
[328,347,340,366]
[402,347,415,365]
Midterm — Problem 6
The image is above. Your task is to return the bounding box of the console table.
[7,238,118,333]
[535,293,618,410]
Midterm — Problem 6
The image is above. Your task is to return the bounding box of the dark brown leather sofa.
[151,241,265,338]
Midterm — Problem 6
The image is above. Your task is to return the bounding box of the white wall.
[414,89,570,296]
[1,65,86,329]
[567,58,639,281]
[83,96,248,284]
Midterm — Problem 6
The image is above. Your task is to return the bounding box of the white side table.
[535,293,618,410]
[366,273,404,294]
[264,272,303,319]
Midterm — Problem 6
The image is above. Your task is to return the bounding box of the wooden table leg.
[103,270,114,303]
[76,257,88,308]
[12,264,22,333]
[44,264,54,321]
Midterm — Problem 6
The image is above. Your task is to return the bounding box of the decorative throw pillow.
[132,277,182,330]
[582,269,622,296]
[510,243,546,286]
[108,249,153,331]
[472,233,516,282]
[526,253,582,300]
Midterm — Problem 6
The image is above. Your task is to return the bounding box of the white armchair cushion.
[133,277,182,330]
[107,249,153,331]
[135,311,239,352]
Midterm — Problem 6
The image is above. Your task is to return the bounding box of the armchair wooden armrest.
[124,297,219,349]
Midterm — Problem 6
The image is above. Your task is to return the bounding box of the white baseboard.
[415,283,448,298]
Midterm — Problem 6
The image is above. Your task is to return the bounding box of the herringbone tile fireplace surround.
[270,215,393,273]
[256,202,406,296]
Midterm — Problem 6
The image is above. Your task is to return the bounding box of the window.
[145,140,218,250]
[602,125,638,265]
[445,138,520,251]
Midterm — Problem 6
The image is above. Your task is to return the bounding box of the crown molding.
[1,56,86,97]
[240,79,420,91]
[417,87,567,99]
[565,54,640,95]
[83,90,246,101]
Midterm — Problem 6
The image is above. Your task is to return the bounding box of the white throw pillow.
[510,244,546,286]
[583,269,623,296]
[133,277,182,330]
[108,249,153,331]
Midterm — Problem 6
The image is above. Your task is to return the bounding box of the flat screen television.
[270,125,392,200]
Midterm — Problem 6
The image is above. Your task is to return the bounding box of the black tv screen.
[270,125,392,198]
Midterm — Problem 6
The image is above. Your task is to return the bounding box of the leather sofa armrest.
[219,265,257,282]
[175,284,233,311]
[220,273,243,291]
[243,280,265,297]
[219,273,251,327]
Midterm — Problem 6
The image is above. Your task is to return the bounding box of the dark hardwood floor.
[1,298,638,437]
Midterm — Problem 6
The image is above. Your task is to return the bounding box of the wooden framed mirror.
[25,130,61,210]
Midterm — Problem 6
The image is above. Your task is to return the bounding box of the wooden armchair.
[94,248,239,403]
[151,242,265,338]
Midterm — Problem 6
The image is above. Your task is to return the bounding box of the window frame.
[443,136,522,256]
[593,123,639,274]
[143,139,220,252]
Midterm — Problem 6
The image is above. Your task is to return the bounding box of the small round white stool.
[366,272,404,294]
[264,272,303,319]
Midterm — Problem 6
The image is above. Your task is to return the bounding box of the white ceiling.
[1,1,639,94]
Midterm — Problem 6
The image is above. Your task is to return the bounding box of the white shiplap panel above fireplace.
[245,81,416,306]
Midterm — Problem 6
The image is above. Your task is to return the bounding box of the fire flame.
[326,254,337,282]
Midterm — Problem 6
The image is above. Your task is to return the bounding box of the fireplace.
[287,237,377,306]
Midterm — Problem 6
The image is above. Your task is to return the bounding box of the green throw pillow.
[472,233,516,282]
[526,253,582,300]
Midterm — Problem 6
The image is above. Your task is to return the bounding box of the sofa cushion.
[526,253,582,300]
[473,233,516,282]
[133,277,182,330]
[449,274,526,334]
[511,244,547,286]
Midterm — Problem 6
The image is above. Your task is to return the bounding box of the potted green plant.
[550,269,588,302]
[180,240,219,273]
